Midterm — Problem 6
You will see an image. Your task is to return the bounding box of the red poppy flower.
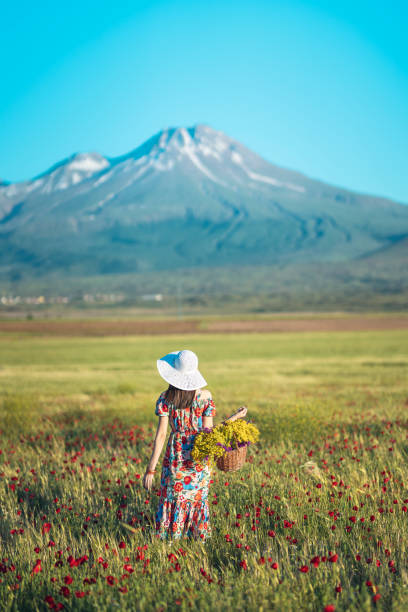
[31,560,42,575]
[44,596,56,609]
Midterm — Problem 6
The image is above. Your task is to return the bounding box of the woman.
[143,349,247,540]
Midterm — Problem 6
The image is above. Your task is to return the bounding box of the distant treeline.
[1,258,407,313]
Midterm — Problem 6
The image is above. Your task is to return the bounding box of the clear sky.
[1,0,407,203]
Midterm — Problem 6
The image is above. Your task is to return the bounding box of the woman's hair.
[164,384,195,410]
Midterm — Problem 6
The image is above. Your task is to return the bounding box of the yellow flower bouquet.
[192,419,260,470]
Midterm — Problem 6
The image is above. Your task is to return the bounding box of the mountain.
[1,124,408,284]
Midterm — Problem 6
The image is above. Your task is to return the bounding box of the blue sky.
[1,0,407,203]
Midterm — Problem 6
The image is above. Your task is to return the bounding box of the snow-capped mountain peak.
[65,152,109,174]
[0,125,308,204]
[105,124,305,192]
[1,152,110,199]
[38,152,110,193]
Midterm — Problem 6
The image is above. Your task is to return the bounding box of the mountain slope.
[1,124,407,281]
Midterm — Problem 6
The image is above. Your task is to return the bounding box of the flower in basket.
[192,419,260,466]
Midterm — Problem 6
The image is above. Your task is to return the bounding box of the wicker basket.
[216,444,247,472]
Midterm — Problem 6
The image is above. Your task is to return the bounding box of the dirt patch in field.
[205,316,408,334]
[0,316,408,336]
[0,320,200,336]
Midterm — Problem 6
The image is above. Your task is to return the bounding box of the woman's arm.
[202,405,247,430]
[143,416,168,491]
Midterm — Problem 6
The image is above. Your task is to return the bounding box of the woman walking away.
[143,349,247,541]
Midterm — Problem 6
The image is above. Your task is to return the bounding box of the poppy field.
[1,326,408,611]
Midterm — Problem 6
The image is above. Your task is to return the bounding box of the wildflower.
[31,559,42,575]
[240,560,248,570]
[299,565,309,573]
[44,596,56,609]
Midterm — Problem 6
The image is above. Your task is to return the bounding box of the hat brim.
[157,353,207,391]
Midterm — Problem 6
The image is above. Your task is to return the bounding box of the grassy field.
[1,327,408,610]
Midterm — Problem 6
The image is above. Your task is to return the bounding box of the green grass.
[1,330,408,610]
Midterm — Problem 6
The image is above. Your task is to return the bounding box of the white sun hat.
[156,349,207,391]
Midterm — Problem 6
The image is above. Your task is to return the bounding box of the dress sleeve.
[203,394,216,417]
[155,393,169,416]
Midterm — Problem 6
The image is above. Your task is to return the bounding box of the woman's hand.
[143,471,155,492]
[234,406,247,419]
[224,406,248,424]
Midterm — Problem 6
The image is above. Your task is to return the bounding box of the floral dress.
[154,389,216,540]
